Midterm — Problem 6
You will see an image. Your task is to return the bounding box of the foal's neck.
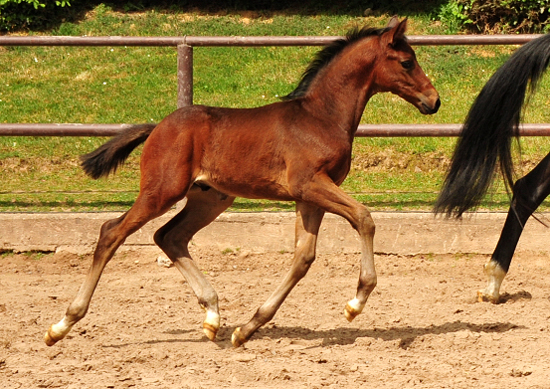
[301,39,379,139]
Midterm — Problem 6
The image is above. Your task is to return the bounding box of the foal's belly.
[193,172,295,202]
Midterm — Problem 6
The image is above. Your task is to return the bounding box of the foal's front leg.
[231,202,325,347]
[300,175,377,322]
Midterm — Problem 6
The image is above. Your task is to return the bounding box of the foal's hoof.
[231,327,247,348]
[44,326,61,347]
[202,310,220,341]
[344,298,364,322]
[203,322,218,341]
[344,304,359,322]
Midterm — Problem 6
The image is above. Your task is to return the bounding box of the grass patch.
[1,6,549,213]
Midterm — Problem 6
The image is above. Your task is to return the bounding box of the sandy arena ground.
[0,246,549,388]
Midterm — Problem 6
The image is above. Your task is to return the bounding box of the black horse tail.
[81,123,157,179]
[434,33,550,218]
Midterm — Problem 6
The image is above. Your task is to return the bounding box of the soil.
[1,247,549,388]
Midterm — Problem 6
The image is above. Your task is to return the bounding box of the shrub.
[438,0,473,34]
[0,0,71,32]
[438,0,550,33]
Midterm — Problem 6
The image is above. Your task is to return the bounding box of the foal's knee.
[298,241,316,264]
[356,207,376,236]
[293,236,317,276]
[96,217,125,248]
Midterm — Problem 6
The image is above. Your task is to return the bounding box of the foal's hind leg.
[154,186,235,341]
[479,153,550,303]
[231,201,325,347]
[45,193,179,346]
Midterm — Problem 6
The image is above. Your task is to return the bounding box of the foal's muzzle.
[421,97,441,115]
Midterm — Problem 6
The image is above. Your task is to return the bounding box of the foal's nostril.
[433,97,441,113]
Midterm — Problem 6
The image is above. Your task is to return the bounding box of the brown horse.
[45,17,439,348]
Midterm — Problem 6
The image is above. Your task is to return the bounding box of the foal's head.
[372,18,440,115]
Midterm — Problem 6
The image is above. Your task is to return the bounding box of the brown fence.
[1,33,549,137]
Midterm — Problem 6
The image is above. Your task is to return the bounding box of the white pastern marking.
[204,310,220,328]
[50,317,72,339]
[347,297,365,314]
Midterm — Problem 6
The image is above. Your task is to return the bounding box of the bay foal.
[45,17,439,347]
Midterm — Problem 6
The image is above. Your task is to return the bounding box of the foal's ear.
[386,16,400,29]
[382,17,408,47]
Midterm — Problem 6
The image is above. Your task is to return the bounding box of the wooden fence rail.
[0,33,546,137]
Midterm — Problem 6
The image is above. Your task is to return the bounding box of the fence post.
[175,42,194,212]
[177,43,193,108]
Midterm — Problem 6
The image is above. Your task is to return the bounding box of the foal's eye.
[401,60,414,70]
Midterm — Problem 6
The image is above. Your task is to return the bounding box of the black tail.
[81,123,157,179]
[434,33,550,218]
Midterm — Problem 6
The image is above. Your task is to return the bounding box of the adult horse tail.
[434,33,550,218]
[81,123,157,179]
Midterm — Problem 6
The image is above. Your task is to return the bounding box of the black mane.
[282,26,392,100]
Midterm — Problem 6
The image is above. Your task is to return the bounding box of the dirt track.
[1,247,549,388]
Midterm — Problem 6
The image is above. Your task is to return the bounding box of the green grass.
[1,5,550,213]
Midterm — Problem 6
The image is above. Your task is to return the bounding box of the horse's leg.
[231,201,325,347]
[293,177,377,323]
[45,192,177,346]
[153,186,235,341]
[479,152,550,303]
[45,125,198,346]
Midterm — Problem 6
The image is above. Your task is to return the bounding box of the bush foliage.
[2,1,547,35]
[0,1,447,33]
[0,0,71,31]
[439,0,550,33]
